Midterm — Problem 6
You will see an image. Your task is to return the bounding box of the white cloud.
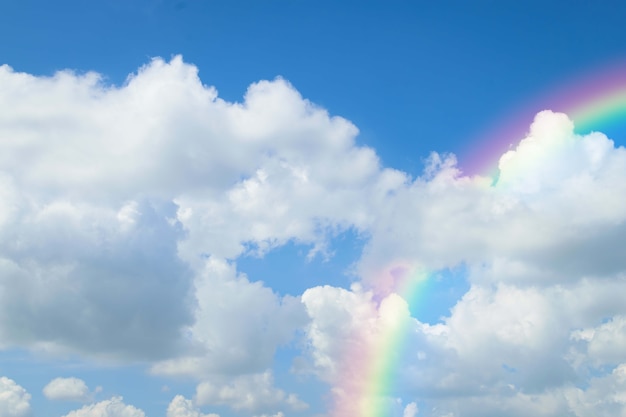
[0,56,403,366]
[195,371,307,413]
[62,397,145,417]
[298,111,626,416]
[4,56,626,417]
[299,275,626,416]
[300,284,381,382]
[301,284,418,416]
[43,377,90,401]
[572,315,626,366]
[151,257,308,378]
[167,395,219,417]
[357,111,626,286]
[565,363,626,417]
[403,402,418,417]
[0,377,32,417]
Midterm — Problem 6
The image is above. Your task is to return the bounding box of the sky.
[1,1,626,417]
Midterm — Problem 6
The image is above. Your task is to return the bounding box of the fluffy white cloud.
[0,196,193,360]
[298,111,626,416]
[167,395,219,417]
[571,315,626,366]
[195,371,307,413]
[301,284,419,416]
[43,377,90,401]
[0,56,406,368]
[0,377,32,417]
[403,402,418,417]
[357,111,626,286]
[62,397,145,417]
[301,284,382,382]
[4,56,626,417]
[151,257,308,378]
[565,363,626,417]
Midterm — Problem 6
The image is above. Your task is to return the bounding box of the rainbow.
[333,264,429,417]
[462,59,626,177]
[333,60,626,417]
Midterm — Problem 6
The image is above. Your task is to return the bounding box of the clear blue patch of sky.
[273,343,329,417]
[237,228,367,296]
[409,266,470,325]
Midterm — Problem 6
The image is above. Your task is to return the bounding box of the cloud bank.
[1,56,626,416]
[0,377,32,417]
[299,110,626,416]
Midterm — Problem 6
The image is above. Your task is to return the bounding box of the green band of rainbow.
[462,60,626,176]
[333,264,429,417]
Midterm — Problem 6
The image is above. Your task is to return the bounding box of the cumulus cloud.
[298,110,626,416]
[357,111,626,286]
[301,284,383,382]
[62,397,145,417]
[302,279,598,416]
[571,315,626,366]
[4,56,626,417]
[301,284,421,416]
[167,395,219,417]
[565,363,626,417]
[0,56,404,368]
[0,55,409,417]
[151,257,308,378]
[43,377,90,401]
[0,377,32,417]
[403,402,418,417]
[195,370,307,413]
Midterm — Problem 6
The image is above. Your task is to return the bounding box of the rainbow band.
[571,85,626,134]
[334,266,429,417]
[336,61,626,416]
[463,60,626,176]
[362,269,428,417]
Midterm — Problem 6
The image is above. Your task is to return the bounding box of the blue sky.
[2,2,626,417]
[4,0,625,174]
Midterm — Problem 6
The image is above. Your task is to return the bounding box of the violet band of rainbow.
[462,60,626,177]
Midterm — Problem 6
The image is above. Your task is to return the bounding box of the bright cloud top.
[0,377,32,417]
[463,61,626,177]
[61,397,145,417]
[303,110,626,415]
[0,55,402,416]
[167,395,219,417]
[1,57,626,417]
[43,377,90,402]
